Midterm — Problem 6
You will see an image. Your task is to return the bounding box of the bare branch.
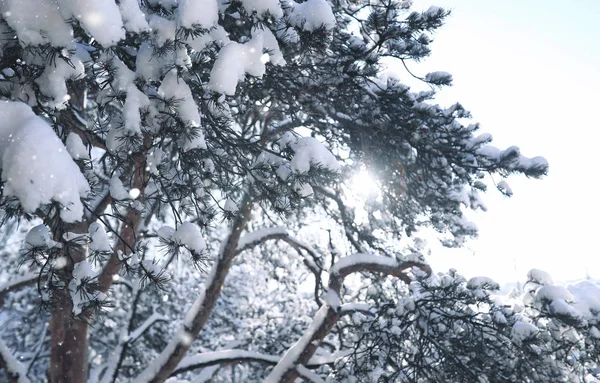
[313,186,366,253]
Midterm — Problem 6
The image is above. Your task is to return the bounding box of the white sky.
[396,0,600,285]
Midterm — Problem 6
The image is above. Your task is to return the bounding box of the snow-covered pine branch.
[266,254,430,383]
[171,348,350,377]
[0,0,557,381]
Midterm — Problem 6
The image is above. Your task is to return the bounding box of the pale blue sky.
[404,1,600,284]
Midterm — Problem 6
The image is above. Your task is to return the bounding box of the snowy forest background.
[0,0,598,382]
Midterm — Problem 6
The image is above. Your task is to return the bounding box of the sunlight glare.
[349,169,379,198]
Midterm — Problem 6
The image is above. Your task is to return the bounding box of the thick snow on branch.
[278,133,340,174]
[208,29,285,95]
[339,303,372,315]
[58,0,125,46]
[88,222,111,252]
[178,0,218,29]
[175,348,346,376]
[240,0,283,18]
[118,0,149,33]
[527,268,554,286]
[0,0,72,46]
[236,226,288,252]
[158,71,207,151]
[329,253,397,276]
[0,101,89,222]
[36,53,86,109]
[0,0,125,47]
[511,321,539,345]
[177,349,279,371]
[65,133,89,160]
[286,0,336,31]
[474,142,548,177]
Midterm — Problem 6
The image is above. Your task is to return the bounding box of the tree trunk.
[48,221,89,383]
[49,297,89,383]
[48,135,150,381]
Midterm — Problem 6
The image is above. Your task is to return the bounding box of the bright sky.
[401,0,600,285]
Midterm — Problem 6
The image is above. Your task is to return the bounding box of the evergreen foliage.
[0,0,594,382]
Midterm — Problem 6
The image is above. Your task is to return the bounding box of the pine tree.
[0,0,593,382]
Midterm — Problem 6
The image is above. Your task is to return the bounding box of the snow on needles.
[286,0,336,31]
[0,101,89,222]
[23,224,57,249]
[178,0,219,29]
[527,268,554,286]
[159,222,207,255]
[208,29,286,95]
[58,0,125,46]
[88,222,111,252]
[0,0,125,47]
[278,133,340,174]
[511,321,539,345]
[158,70,207,151]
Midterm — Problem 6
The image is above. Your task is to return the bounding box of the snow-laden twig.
[0,339,31,383]
[235,226,288,254]
[127,313,168,343]
[235,226,322,277]
[174,349,280,375]
[265,305,332,383]
[172,348,349,376]
[339,303,372,315]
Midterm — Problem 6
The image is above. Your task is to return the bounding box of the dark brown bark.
[48,299,89,383]
[48,221,89,383]
[49,136,151,382]
[98,135,151,292]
